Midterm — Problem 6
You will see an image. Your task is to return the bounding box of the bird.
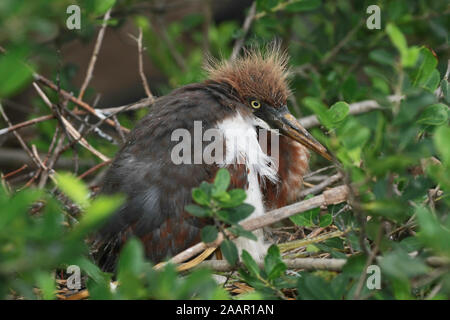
[92,45,331,272]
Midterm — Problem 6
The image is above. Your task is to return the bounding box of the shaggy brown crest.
[205,46,291,107]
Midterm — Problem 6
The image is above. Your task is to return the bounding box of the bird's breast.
[216,112,278,260]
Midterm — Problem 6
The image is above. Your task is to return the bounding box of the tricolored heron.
[93,46,331,272]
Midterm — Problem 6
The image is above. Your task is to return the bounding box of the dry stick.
[0,96,153,138]
[33,83,110,162]
[230,1,257,60]
[198,257,347,272]
[299,172,342,198]
[0,45,126,133]
[39,134,65,188]
[99,98,155,114]
[0,114,54,137]
[3,164,28,180]
[135,27,154,100]
[35,74,127,132]
[0,104,41,169]
[298,95,405,129]
[166,185,349,266]
[198,255,450,273]
[78,160,111,180]
[78,9,112,100]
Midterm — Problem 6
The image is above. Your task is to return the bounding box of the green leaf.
[213,168,230,195]
[0,47,33,98]
[441,79,450,103]
[185,204,211,218]
[386,23,419,67]
[201,225,218,243]
[319,214,333,227]
[328,101,349,124]
[264,245,286,280]
[36,272,56,300]
[297,273,335,300]
[413,47,438,87]
[217,204,254,224]
[241,250,260,277]
[284,0,321,12]
[228,225,257,241]
[434,125,450,164]
[417,103,448,126]
[386,23,407,56]
[117,238,145,277]
[290,206,320,227]
[221,239,239,266]
[56,172,90,207]
[192,188,210,206]
[218,189,247,208]
[303,97,332,128]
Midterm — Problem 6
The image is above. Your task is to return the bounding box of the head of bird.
[205,45,332,161]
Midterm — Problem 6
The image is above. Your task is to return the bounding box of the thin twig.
[299,173,342,198]
[230,2,257,60]
[198,258,347,272]
[33,83,110,162]
[35,74,128,132]
[78,9,112,100]
[134,27,154,100]
[0,103,41,168]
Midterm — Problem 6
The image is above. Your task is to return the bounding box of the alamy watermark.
[66,5,81,30]
[66,265,81,290]
[366,5,381,30]
[366,265,381,290]
[170,121,280,169]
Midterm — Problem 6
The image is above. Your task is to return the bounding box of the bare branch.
[197,257,347,272]
[230,2,257,60]
[33,83,110,162]
[78,9,112,100]
[0,103,41,168]
[133,27,155,101]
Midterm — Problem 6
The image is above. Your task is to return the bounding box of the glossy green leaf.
[56,172,90,207]
[201,225,218,243]
[192,188,210,206]
[241,250,260,277]
[417,103,448,126]
[185,204,211,218]
[434,125,450,164]
[221,239,239,266]
[213,168,231,195]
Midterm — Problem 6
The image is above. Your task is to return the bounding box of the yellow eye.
[251,100,261,109]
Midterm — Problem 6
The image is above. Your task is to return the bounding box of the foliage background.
[0,0,449,300]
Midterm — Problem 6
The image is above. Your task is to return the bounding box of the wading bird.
[93,46,331,272]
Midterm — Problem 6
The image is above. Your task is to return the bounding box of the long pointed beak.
[262,106,332,161]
